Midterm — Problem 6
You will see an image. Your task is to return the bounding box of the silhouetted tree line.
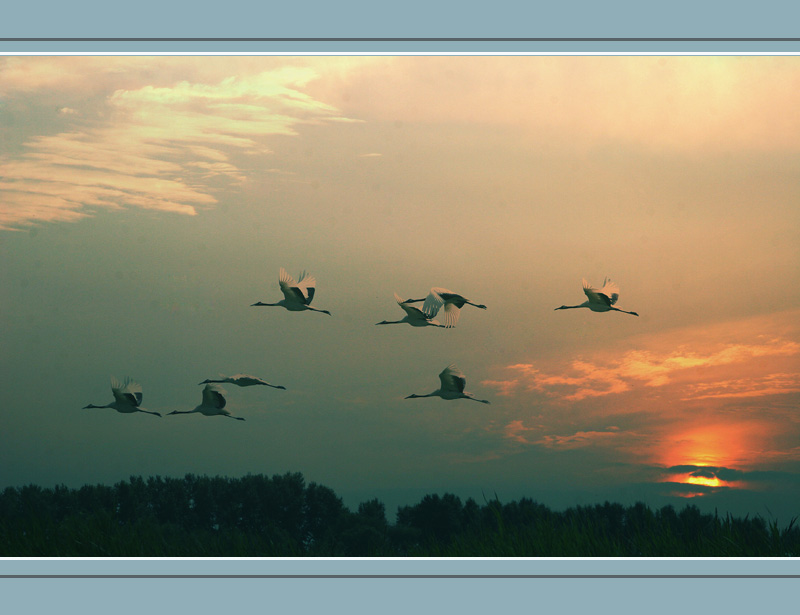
[0,474,797,556]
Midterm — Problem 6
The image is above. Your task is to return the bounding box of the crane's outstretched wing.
[431,288,468,308]
[111,376,143,406]
[439,364,466,393]
[202,384,227,409]
[279,268,302,303]
[421,288,446,318]
[296,270,317,305]
[395,292,429,322]
[440,302,462,328]
[279,268,316,305]
[583,278,615,307]
[228,374,265,386]
[424,288,469,327]
[599,278,620,305]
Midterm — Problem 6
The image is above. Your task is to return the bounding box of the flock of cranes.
[83,269,638,420]
[83,376,283,421]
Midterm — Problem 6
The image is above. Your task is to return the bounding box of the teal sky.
[1,56,799,519]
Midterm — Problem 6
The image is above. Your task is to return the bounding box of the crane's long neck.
[405,392,435,399]
[465,395,491,404]
[223,415,245,421]
[376,319,403,325]
[138,409,162,417]
[168,409,198,415]
[467,301,487,309]
[251,301,280,307]
[402,298,425,304]
[555,303,587,311]
[83,403,111,409]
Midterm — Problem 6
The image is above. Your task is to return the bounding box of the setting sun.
[684,474,723,488]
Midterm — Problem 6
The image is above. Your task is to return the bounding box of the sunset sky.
[1,55,798,521]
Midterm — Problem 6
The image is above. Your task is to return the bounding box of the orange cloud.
[485,315,800,405]
[504,419,539,444]
[482,378,520,397]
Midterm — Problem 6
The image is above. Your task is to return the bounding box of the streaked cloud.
[485,318,800,404]
[682,373,800,400]
[0,64,352,229]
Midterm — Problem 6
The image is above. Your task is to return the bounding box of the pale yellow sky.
[1,55,798,517]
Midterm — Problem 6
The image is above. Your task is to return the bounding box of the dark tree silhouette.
[1,475,798,557]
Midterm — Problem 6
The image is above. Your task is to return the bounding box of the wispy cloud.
[485,331,800,404]
[0,65,351,230]
[682,373,800,400]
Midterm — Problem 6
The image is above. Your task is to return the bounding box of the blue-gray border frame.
[2,1,800,610]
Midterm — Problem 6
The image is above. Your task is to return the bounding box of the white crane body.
[405,364,490,404]
[252,268,331,315]
[555,278,638,316]
[168,384,245,421]
[376,293,444,327]
[83,377,161,417]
